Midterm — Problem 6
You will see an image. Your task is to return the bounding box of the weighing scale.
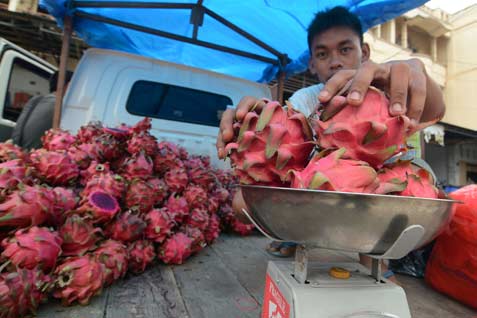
[240,185,456,318]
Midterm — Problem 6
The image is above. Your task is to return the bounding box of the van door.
[0,49,53,141]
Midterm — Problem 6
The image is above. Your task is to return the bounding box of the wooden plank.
[105,266,189,318]
[397,274,477,318]
[173,246,262,318]
[37,288,108,318]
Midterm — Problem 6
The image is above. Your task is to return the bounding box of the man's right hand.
[216,96,267,159]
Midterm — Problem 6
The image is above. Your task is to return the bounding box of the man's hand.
[317,59,445,130]
[216,96,267,159]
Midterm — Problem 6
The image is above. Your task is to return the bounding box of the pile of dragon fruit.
[226,88,440,198]
[0,118,254,317]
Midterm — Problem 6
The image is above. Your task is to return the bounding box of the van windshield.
[126,80,233,127]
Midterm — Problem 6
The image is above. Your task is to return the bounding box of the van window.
[126,80,233,127]
[4,58,51,122]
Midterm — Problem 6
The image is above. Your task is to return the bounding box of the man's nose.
[330,53,343,71]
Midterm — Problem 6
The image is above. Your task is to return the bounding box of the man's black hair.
[307,6,363,50]
[49,70,74,93]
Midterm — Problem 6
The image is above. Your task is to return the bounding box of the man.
[12,70,73,150]
[217,7,446,279]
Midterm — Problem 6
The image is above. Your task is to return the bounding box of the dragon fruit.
[83,173,126,200]
[1,226,62,272]
[158,232,193,265]
[204,213,221,244]
[164,167,189,193]
[127,132,158,156]
[93,240,128,286]
[165,194,189,223]
[92,134,123,162]
[125,178,157,213]
[225,100,314,185]
[49,187,78,226]
[53,255,105,305]
[41,129,76,151]
[77,122,104,143]
[77,191,120,224]
[103,126,130,141]
[181,226,206,254]
[105,211,146,242]
[313,88,411,168]
[0,140,26,162]
[121,152,154,179]
[130,117,152,134]
[29,149,79,186]
[0,159,27,190]
[185,208,210,231]
[289,148,380,194]
[230,218,255,236]
[60,215,102,256]
[0,185,54,228]
[79,161,111,186]
[127,240,156,274]
[207,196,220,214]
[67,145,93,169]
[148,177,169,204]
[183,185,208,209]
[153,141,183,175]
[0,269,51,318]
[376,161,439,198]
[144,208,174,243]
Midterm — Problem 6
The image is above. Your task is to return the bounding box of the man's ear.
[361,43,370,62]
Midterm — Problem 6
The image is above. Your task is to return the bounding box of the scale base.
[263,261,411,318]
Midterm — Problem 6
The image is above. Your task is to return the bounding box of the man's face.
[308,26,369,83]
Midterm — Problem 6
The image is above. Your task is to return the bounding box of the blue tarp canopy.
[40,0,428,82]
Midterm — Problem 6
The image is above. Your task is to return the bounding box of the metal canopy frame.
[53,0,290,128]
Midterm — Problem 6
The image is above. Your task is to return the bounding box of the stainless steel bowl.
[240,185,456,254]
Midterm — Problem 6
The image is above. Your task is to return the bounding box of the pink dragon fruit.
[29,149,79,186]
[130,117,152,134]
[147,177,169,204]
[53,255,105,305]
[93,240,128,286]
[144,208,174,243]
[185,208,210,231]
[76,122,104,143]
[376,161,439,198]
[67,145,93,169]
[59,215,102,256]
[188,166,215,190]
[313,88,411,168]
[153,141,183,175]
[164,167,189,193]
[1,226,62,272]
[289,148,380,194]
[103,126,130,141]
[92,134,123,162]
[83,173,126,200]
[204,213,221,244]
[127,132,158,156]
[41,129,76,151]
[183,185,208,209]
[0,184,54,228]
[225,100,314,185]
[0,269,51,318]
[0,141,26,162]
[125,178,158,213]
[121,152,154,179]
[181,226,206,254]
[79,161,111,186]
[230,218,255,236]
[207,196,220,214]
[105,211,146,242]
[77,191,120,224]
[49,187,78,226]
[127,240,156,274]
[0,159,27,190]
[165,194,189,223]
[158,232,193,265]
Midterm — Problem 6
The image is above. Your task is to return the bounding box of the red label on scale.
[262,273,290,318]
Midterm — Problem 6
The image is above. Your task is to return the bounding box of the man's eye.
[316,52,327,59]
[341,47,352,54]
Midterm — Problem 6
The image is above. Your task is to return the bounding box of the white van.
[0,38,56,141]
[61,48,272,167]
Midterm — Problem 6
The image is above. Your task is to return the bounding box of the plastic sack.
[389,242,434,278]
[425,184,477,309]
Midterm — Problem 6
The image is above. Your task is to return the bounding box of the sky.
[426,0,477,13]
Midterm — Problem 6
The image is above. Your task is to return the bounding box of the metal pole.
[53,14,72,129]
[278,71,285,104]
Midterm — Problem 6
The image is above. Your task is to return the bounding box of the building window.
[126,80,233,127]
